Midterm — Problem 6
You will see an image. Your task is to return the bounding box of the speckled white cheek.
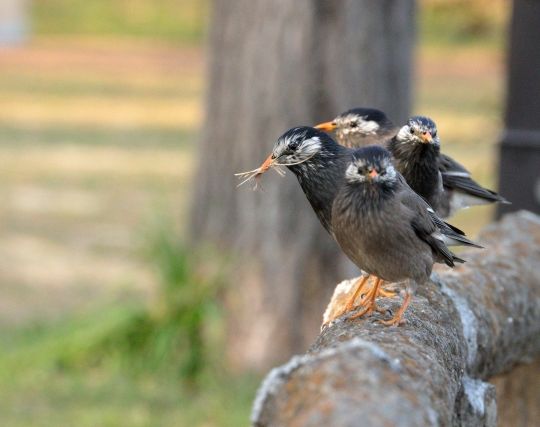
[345,163,367,183]
[359,121,380,135]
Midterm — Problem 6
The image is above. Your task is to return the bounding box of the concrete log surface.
[251,211,540,427]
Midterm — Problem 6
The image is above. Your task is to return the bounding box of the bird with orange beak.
[386,116,448,216]
[315,111,509,218]
[315,107,397,148]
[387,115,509,218]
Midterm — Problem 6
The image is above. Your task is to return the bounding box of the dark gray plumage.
[263,127,478,245]
[331,145,476,325]
[389,116,509,217]
[316,109,509,218]
[265,126,351,234]
[388,116,445,213]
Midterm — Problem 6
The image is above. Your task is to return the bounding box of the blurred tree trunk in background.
[497,0,540,217]
[190,0,415,370]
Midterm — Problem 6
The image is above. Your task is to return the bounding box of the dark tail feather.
[453,255,466,264]
[443,174,510,204]
[443,252,466,268]
[444,221,466,236]
[444,233,484,249]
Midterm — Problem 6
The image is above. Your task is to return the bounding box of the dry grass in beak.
[235,153,286,190]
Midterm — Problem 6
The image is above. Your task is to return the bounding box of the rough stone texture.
[252,211,540,427]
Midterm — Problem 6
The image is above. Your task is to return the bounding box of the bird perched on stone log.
[236,127,480,325]
[315,109,509,218]
[331,145,479,325]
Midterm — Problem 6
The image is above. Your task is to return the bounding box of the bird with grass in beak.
[331,145,480,326]
[236,126,351,233]
[236,127,394,316]
[236,127,480,325]
[316,110,509,218]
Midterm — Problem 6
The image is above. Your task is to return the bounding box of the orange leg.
[379,291,412,326]
[358,280,396,300]
[350,278,383,320]
[341,275,371,314]
[323,275,372,326]
[377,286,396,298]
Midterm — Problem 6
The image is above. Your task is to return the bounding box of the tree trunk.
[497,0,540,217]
[190,0,415,370]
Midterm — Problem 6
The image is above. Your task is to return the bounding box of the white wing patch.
[443,171,471,178]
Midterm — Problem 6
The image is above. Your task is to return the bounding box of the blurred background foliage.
[0,0,509,426]
[33,0,209,42]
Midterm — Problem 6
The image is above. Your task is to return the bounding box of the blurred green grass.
[0,1,510,426]
[0,222,257,427]
[419,0,508,48]
[0,309,257,427]
[32,0,209,42]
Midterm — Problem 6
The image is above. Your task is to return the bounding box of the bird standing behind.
[315,108,396,148]
[315,109,509,218]
[388,116,509,218]
[331,145,475,325]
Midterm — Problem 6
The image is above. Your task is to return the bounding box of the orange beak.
[368,169,378,179]
[314,121,337,132]
[421,132,433,144]
[256,153,275,176]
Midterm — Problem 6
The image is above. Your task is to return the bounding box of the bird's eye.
[288,142,299,150]
[432,131,437,137]
[409,127,415,134]
[350,121,358,128]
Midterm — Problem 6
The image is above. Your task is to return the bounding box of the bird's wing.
[399,176,482,247]
[396,181,461,267]
[441,173,509,204]
[438,153,470,176]
[438,153,508,204]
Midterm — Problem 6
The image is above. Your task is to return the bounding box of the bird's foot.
[336,275,372,316]
[378,287,396,298]
[349,303,373,320]
[375,305,391,315]
[378,291,411,326]
[360,280,396,299]
[378,315,406,326]
[349,278,382,320]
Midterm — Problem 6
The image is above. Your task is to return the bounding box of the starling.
[235,126,392,309]
[237,126,351,233]
[388,116,509,218]
[236,127,479,323]
[314,107,396,148]
[316,110,509,218]
[331,145,478,325]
